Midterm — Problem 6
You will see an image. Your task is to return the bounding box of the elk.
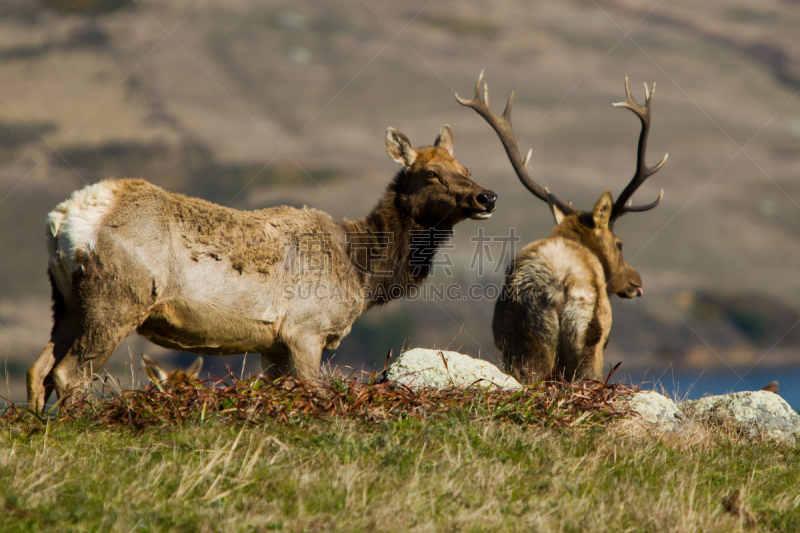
[457,72,667,382]
[26,125,497,410]
[142,355,203,385]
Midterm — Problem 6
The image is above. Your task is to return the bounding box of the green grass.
[1,378,798,532]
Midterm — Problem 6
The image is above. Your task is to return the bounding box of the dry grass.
[0,370,636,431]
[1,375,799,531]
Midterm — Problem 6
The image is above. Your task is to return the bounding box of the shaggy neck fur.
[342,170,454,311]
[548,214,612,283]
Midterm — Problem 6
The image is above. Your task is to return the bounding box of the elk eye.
[426,170,438,179]
[616,242,623,251]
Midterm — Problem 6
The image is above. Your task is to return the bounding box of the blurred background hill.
[2,0,800,404]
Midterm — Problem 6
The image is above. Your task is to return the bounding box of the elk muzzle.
[618,281,643,299]
[465,190,497,220]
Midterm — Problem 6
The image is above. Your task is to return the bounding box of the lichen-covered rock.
[386,348,521,390]
[615,391,686,431]
[680,391,800,443]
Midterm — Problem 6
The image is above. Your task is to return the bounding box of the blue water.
[616,366,800,410]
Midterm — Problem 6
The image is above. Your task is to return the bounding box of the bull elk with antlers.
[457,72,667,382]
[27,125,497,410]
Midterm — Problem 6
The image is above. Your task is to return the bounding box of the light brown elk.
[457,73,667,382]
[142,355,203,385]
[27,125,497,410]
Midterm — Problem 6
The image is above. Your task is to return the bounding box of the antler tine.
[610,74,668,222]
[456,72,577,216]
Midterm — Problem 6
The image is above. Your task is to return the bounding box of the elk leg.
[28,270,75,411]
[558,294,603,381]
[285,335,323,381]
[563,309,607,382]
[50,235,160,407]
[51,316,142,409]
[522,309,558,381]
[27,342,56,412]
[572,296,611,381]
[507,340,556,382]
[585,337,606,381]
[494,295,558,382]
[27,312,83,411]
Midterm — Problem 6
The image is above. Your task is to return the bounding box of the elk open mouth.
[465,208,494,220]
[618,286,644,299]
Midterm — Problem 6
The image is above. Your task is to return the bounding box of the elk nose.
[477,191,497,210]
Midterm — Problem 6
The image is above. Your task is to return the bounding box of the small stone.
[615,391,685,431]
[386,348,521,391]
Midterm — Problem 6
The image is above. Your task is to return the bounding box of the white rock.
[615,391,686,431]
[386,348,521,391]
[680,391,800,443]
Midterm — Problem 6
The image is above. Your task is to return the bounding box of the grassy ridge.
[1,379,799,532]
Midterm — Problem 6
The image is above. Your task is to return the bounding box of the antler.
[610,75,668,222]
[456,71,577,217]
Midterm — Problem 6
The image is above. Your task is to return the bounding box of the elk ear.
[187,357,203,378]
[545,188,566,225]
[592,191,614,229]
[549,204,566,225]
[386,128,417,168]
[142,354,168,382]
[434,124,455,155]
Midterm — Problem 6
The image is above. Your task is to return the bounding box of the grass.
[1,375,799,532]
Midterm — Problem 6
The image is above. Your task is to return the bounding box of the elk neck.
[342,170,455,310]
[547,213,614,286]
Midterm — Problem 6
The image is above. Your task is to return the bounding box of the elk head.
[457,72,667,299]
[142,354,203,385]
[385,125,497,226]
